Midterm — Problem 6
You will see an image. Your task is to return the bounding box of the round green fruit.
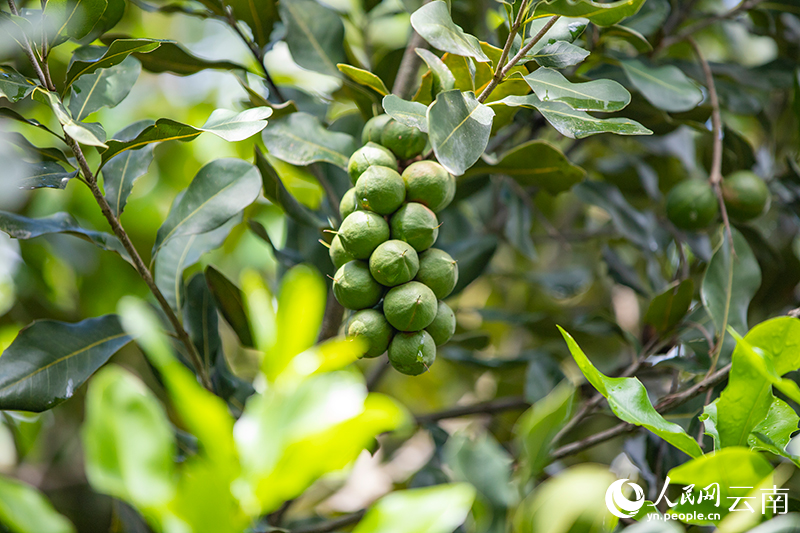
[347,142,398,184]
[347,309,394,358]
[329,235,354,270]
[380,119,427,160]
[415,248,458,299]
[340,188,358,219]
[333,261,384,310]
[390,202,439,252]
[383,281,438,331]
[426,300,456,346]
[362,114,392,145]
[388,330,436,375]
[402,161,456,213]
[369,239,419,287]
[666,180,718,231]
[338,211,390,259]
[355,166,406,215]
[721,170,769,221]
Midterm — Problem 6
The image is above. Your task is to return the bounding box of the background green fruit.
[426,300,455,346]
[415,248,458,299]
[369,240,419,287]
[329,235,355,269]
[380,119,427,160]
[338,211,390,259]
[666,180,718,231]
[333,261,384,310]
[347,142,398,184]
[362,114,392,145]
[390,202,439,252]
[340,188,358,219]
[388,330,436,375]
[355,166,406,215]
[721,170,769,221]
[383,281,438,331]
[402,161,456,213]
[347,309,394,358]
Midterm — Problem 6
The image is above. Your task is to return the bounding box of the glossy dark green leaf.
[102,120,155,216]
[153,158,261,254]
[0,315,130,412]
[643,279,693,333]
[466,140,584,194]
[64,39,159,91]
[31,87,108,148]
[0,475,75,533]
[227,0,276,47]
[428,90,494,175]
[205,266,254,347]
[6,132,72,165]
[79,0,125,44]
[262,112,357,168]
[415,49,456,94]
[68,56,140,121]
[523,68,630,112]
[0,65,36,102]
[248,219,304,267]
[559,326,703,457]
[17,161,78,189]
[44,0,108,46]
[532,41,590,69]
[410,1,489,62]
[109,38,248,76]
[382,94,429,133]
[619,59,704,113]
[533,0,646,26]
[0,108,63,139]
[280,0,345,77]
[337,64,389,96]
[101,119,200,164]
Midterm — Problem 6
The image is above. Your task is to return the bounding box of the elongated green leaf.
[532,41,590,69]
[534,0,646,26]
[515,381,573,481]
[466,140,584,194]
[0,315,131,412]
[0,475,75,533]
[493,93,652,138]
[427,89,494,175]
[558,326,703,457]
[337,64,389,96]
[101,119,199,164]
[523,16,589,57]
[523,68,630,112]
[205,266,254,348]
[416,49,456,94]
[643,279,693,333]
[0,65,36,102]
[280,0,345,76]
[410,1,489,62]
[750,396,800,465]
[0,108,63,139]
[32,87,108,148]
[254,148,326,228]
[382,95,429,133]
[227,0,276,47]
[153,158,261,253]
[44,0,107,46]
[102,120,155,216]
[64,39,159,90]
[6,132,72,165]
[68,56,140,121]
[261,112,357,168]
[17,161,78,189]
[619,59,704,113]
[125,40,248,75]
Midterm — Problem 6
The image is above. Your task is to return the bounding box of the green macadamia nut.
[721,170,770,221]
[666,180,718,231]
[383,281,438,331]
[355,166,406,215]
[333,261,383,310]
[426,300,456,346]
[388,330,436,375]
[390,202,439,252]
[402,161,456,213]
[338,211,390,259]
[347,309,394,358]
[380,119,427,160]
[415,248,458,299]
[329,235,355,270]
[347,142,398,184]
[340,188,358,219]
[362,114,392,145]
[369,239,419,287]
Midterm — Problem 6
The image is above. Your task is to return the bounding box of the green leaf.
[701,229,761,336]
[619,59,704,113]
[280,0,346,77]
[32,87,108,148]
[6,132,72,165]
[558,326,703,457]
[444,235,498,295]
[0,315,130,412]
[0,65,36,102]
[0,475,75,533]
[415,49,456,94]
[68,56,140,121]
[0,108,63,139]
[427,89,494,176]
[410,1,489,62]
[522,68,631,112]
[444,434,516,508]
[600,25,653,53]
[353,483,476,533]
[337,64,389,96]
[44,0,108,46]
[17,161,78,189]
[382,95,429,133]
[465,139,584,194]
[532,41,590,69]
[153,158,262,254]
[227,0,276,47]
[533,0,647,26]
[522,16,589,57]
[102,120,155,217]
[493,93,652,138]
[64,39,160,91]
[749,396,800,465]
[125,40,249,76]
[515,381,573,481]
[205,266,254,348]
[643,279,694,333]
[261,112,357,168]
[254,147,327,228]
[81,365,176,508]
[504,190,537,261]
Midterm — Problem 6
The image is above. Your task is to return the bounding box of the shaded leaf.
[0,65,36,102]
[532,41,590,69]
[280,0,345,77]
[504,189,537,261]
[0,107,63,139]
[68,56,140,121]
[427,89,494,175]
[44,0,107,46]
[443,234,498,295]
[205,266,254,348]
[382,94,429,133]
[410,1,489,62]
[5,132,72,165]
[227,0,276,47]
[262,112,357,168]
[619,59,704,113]
[516,381,573,480]
[17,161,78,189]
[64,38,159,90]
[32,87,108,148]
[533,0,647,26]
[127,40,248,75]
[337,64,389,96]
[0,475,75,533]
[102,120,155,216]
[523,68,631,112]
[643,279,693,333]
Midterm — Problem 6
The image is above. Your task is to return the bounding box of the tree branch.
[391,0,431,98]
[415,395,529,424]
[657,0,766,52]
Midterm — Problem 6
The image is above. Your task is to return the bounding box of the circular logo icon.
[605,479,645,518]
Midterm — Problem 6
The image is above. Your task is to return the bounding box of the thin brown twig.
[292,510,366,533]
[7,0,49,88]
[414,395,529,424]
[657,0,766,52]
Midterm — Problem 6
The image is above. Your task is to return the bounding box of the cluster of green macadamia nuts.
[327,115,458,375]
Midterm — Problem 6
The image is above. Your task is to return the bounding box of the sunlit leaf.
[410,1,489,62]
[337,64,390,95]
[0,475,75,533]
[383,94,429,133]
[415,49,456,94]
[533,0,647,26]
[64,38,159,90]
[427,89,494,175]
[522,68,631,112]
